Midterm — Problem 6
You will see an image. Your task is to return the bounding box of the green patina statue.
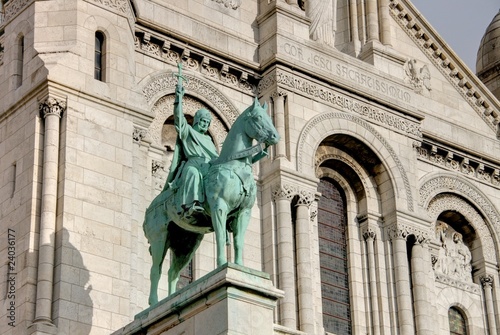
[143,63,280,305]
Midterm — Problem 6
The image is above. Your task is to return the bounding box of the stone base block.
[113,263,283,335]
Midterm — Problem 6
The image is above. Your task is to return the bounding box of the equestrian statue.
[143,63,280,305]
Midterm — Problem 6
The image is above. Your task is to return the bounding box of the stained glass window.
[449,307,467,335]
[318,178,351,334]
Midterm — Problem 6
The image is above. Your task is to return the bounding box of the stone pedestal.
[113,263,283,335]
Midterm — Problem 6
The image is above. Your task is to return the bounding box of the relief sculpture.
[434,221,472,283]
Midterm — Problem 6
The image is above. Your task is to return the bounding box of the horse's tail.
[143,190,171,251]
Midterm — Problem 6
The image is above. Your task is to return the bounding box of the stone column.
[388,225,414,335]
[271,90,287,159]
[273,184,297,329]
[366,0,380,42]
[349,0,361,53]
[295,191,315,333]
[411,235,433,335]
[363,228,380,335]
[481,275,498,335]
[32,97,66,331]
[378,0,391,45]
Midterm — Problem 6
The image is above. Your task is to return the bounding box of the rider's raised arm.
[173,84,189,139]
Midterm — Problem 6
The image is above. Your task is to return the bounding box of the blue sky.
[410,0,499,73]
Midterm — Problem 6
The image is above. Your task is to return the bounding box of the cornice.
[134,29,259,96]
[390,0,500,135]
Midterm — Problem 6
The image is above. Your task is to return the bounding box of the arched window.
[449,306,467,335]
[318,178,351,334]
[15,35,24,87]
[94,31,105,81]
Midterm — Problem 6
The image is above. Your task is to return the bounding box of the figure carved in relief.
[305,0,337,48]
[434,221,472,282]
[404,59,431,94]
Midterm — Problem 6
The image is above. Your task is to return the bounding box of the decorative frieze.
[261,69,422,139]
[390,0,500,133]
[88,0,130,15]
[386,223,430,242]
[135,32,256,95]
[415,142,500,188]
[39,97,66,118]
[3,0,32,23]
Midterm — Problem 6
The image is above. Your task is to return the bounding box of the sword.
[173,62,188,88]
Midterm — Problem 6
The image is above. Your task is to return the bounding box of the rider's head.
[193,109,212,134]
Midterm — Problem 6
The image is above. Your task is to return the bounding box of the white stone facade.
[0,0,500,334]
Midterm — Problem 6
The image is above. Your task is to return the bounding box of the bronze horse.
[143,98,279,305]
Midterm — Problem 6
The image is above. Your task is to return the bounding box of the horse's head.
[243,98,280,146]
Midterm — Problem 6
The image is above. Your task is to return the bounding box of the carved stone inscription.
[281,42,412,103]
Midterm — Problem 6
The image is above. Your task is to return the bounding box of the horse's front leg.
[231,208,251,265]
[211,199,229,267]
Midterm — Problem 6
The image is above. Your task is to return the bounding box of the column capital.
[481,274,494,288]
[296,190,314,207]
[272,183,296,201]
[39,97,66,118]
[271,89,288,100]
[363,227,376,241]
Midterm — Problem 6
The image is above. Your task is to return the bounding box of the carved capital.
[272,183,296,201]
[481,275,494,289]
[387,224,411,241]
[39,97,66,119]
[133,126,148,143]
[271,89,288,100]
[363,228,376,241]
[296,190,314,207]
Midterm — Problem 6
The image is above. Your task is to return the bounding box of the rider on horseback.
[164,65,219,219]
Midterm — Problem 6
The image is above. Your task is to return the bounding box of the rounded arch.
[427,193,497,263]
[316,146,381,215]
[419,172,500,247]
[83,15,120,42]
[297,112,413,211]
[139,70,240,128]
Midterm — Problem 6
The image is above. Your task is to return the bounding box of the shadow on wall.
[55,228,93,334]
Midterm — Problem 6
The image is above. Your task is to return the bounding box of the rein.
[212,142,266,165]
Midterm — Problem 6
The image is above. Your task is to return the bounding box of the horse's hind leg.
[167,225,204,295]
[149,238,169,305]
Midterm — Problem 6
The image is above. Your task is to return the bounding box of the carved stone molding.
[427,193,496,262]
[297,111,414,212]
[390,0,500,132]
[435,274,481,295]
[39,97,66,119]
[270,89,288,100]
[142,71,240,126]
[88,0,131,15]
[416,142,500,188]
[419,175,500,233]
[3,0,32,23]
[136,33,256,95]
[260,69,422,139]
[480,274,494,289]
[310,201,318,222]
[152,160,167,192]
[315,153,371,198]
